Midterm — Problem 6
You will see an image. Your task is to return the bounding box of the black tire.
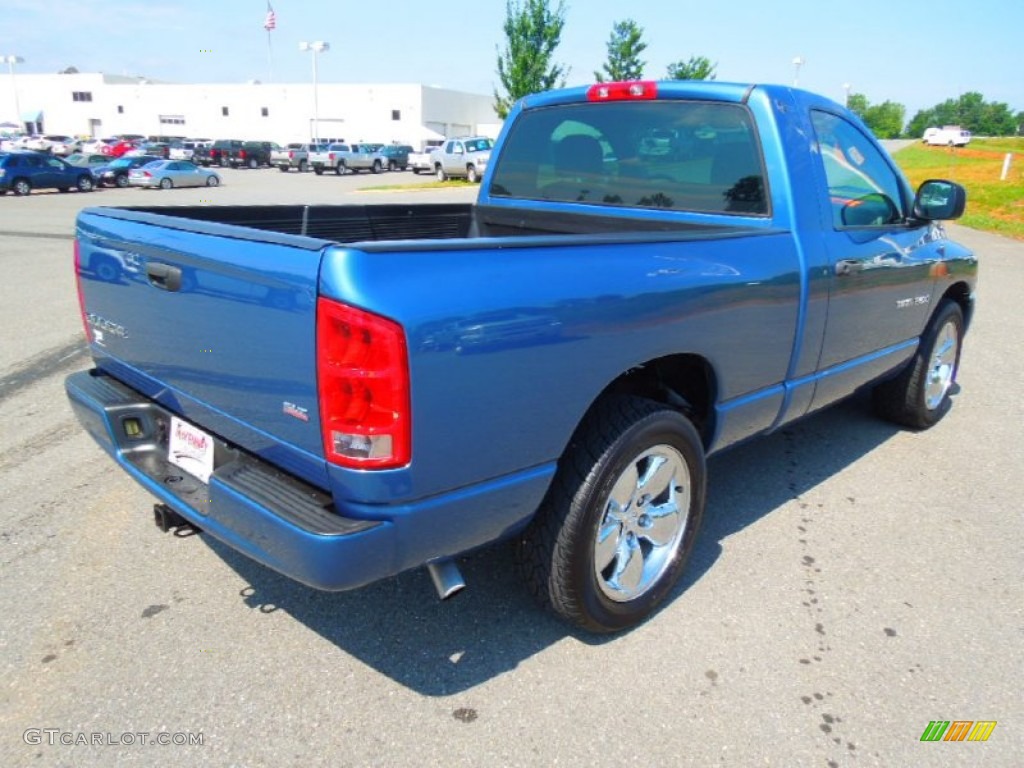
[77,175,94,192]
[873,300,964,429]
[412,168,420,175]
[116,174,129,188]
[518,396,706,633]
[388,160,397,172]
[159,177,173,190]
[436,165,447,182]
[335,161,346,176]
[298,159,308,173]
[206,175,219,187]
[372,160,382,174]
[12,178,31,196]
[467,165,479,183]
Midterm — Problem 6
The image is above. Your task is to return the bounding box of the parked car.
[271,142,320,172]
[127,142,171,159]
[433,136,493,182]
[61,151,112,169]
[235,141,278,168]
[168,140,210,162]
[0,151,96,195]
[309,143,385,175]
[82,138,117,155]
[127,160,222,189]
[108,140,139,158]
[66,81,976,633]
[24,134,73,153]
[95,155,165,187]
[408,146,440,174]
[378,144,414,171]
[205,139,244,167]
[51,137,83,157]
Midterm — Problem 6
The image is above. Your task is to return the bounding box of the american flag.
[263,2,276,31]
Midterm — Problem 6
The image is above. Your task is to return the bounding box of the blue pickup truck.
[66,81,976,632]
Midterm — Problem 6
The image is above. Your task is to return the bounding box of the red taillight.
[317,298,410,469]
[586,80,658,101]
[239,149,247,159]
[328,153,335,162]
[288,151,294,159]
[73,239,92,343]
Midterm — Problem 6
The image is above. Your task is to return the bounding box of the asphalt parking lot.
[0,166,1021,767]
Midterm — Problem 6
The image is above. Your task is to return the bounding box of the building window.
[392,110,401,121]
[117,105,124,114]
[72,91,93,102]
[159,115,186,126]
[222,106,229,117]
[261,107,269,117]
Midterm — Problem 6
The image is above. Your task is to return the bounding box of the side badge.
[283,401,310,422]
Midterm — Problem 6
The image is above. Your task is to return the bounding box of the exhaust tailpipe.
[426,560,465,600]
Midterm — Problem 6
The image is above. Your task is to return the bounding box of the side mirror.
[913,179,967,221]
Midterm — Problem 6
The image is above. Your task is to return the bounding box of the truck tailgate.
[76,208,330,487]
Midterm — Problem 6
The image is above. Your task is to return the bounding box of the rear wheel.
[116,174,129,188]
[436,165,447,182]
[336,161,346,176]
[467,165,478,183]
[873,300,964,429]
[248,157,258,169]
[159,177,173,190]
[372,160,382,174]
[518,396,706,633]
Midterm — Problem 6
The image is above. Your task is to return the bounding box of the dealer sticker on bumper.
[168,416,215,483]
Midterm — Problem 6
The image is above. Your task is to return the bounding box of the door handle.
[834,259,862,276]
[146,262,182,292]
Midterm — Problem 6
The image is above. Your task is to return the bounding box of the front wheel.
[372,160,382,174]
[436,166,447,182]
[518,396,706,633]
[12,178,31,196]
[116,174,129,188]
[873,300,964,429]
[206,175,220,187]
[77,175,94,192]
[466,165,479,183]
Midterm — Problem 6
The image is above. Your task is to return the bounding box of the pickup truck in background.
[309,143,385,175]
[66,80,976,633]
[433,136,494,182]
[271,143,321,172]
[408,146,440,174]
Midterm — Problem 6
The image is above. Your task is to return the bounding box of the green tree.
[494,0,568,119]
[844,93,905,139]
[594,19,647,82]
[907,93,1022,137]
[863,101,905,139]
[846,93,869,118]
[665,56,717,81]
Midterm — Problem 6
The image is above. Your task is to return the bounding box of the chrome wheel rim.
[925,319,959,410]
[594,445,691,602]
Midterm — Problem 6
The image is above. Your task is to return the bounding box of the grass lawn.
[891,138,1024,240]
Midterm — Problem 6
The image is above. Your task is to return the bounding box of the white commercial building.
[0,72,502,148]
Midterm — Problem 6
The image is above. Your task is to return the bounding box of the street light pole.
[792,56,804,87]
[3,55,24,130]
[843,83,852,108]
[299,41,329,144]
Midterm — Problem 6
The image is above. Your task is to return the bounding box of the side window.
[811,110,906,228]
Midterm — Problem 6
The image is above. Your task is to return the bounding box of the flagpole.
[267,28,273,82]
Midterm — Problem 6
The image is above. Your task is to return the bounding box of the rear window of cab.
[488,101,768,216]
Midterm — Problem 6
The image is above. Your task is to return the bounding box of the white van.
[923,126,971,146]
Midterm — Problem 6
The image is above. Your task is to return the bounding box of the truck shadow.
[205,392,902,696]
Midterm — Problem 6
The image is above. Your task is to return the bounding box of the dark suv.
[0,151,96,195]
[378,144,415,171]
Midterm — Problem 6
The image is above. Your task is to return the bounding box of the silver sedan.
[128,160,222,190]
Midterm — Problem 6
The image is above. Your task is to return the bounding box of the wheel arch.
[569,353,718,454]
[940,280,974,332]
